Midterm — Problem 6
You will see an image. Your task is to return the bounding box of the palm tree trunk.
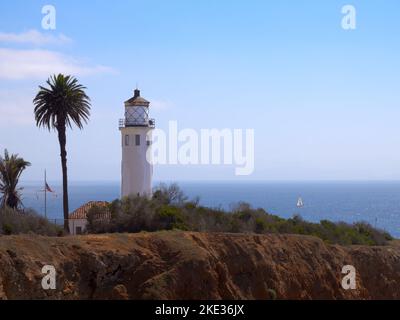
[57,125,69,233]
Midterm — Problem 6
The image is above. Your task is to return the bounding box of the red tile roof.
[69,201,111,220]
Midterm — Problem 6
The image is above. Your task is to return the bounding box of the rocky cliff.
[0,231,399,299]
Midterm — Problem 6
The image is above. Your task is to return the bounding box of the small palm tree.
[0,149,31,209]
[33,74,91,232]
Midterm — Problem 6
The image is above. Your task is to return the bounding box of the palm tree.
[0,149,31,209]
[33,74,91,232]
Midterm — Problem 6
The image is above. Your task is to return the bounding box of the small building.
[68,201,110,235]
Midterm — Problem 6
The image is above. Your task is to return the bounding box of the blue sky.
[0,0,400,181]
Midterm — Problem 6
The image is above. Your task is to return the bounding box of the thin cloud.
[0,48,115,80]
[0,89,35,126]
[150,99,173,111]
[0,29,72,46]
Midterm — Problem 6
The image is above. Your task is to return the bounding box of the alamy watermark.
[341,265,357,290]
[341,5,356,30]
[41,265,56,290]
[146,121,255,176]
[41,5,56,30]
[38,263,358,293]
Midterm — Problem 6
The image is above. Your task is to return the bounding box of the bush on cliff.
[86,183,393,246]
[0,207,63,236]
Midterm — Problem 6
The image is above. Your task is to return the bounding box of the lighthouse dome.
[121,88,154,127]
[124,89,150,107]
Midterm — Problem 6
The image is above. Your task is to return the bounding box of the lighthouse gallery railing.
[119,118,155,128]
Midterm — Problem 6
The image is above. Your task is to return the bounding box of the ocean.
[20,181,400,238]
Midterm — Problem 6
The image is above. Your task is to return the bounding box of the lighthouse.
[119,89,155,198]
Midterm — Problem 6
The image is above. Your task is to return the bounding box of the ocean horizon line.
[20,179,400,185]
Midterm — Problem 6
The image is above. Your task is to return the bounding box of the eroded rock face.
[0,232,399,300]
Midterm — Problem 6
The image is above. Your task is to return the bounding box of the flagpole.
[44,170,47,219]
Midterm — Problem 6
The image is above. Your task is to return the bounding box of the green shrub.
[2,223,12,235]
[85,184,394,246]
[0,207,62,236]
[156,205,187,230]
[255,218,267,233]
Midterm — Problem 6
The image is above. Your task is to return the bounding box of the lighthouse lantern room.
[119,89,155,198]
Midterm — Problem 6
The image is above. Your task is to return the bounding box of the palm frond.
[0,149,30,209]
[33,73,91,131]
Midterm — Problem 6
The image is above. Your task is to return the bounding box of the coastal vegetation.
[86,183,393,246]
[0,180,394,244]
[0,150,59,236]
[0,149,30,209]
[0,207,62,236]
[33,74,91,232]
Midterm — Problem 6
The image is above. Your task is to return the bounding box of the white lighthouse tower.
[119,88,155,198]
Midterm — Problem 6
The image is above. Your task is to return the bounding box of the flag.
[45,182,54,193]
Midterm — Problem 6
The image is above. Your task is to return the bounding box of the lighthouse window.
[135,134,140,146]
[125,135,129,146]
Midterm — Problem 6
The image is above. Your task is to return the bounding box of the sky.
[0,0,400,182]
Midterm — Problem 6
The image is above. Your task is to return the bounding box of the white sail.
[297,197,304,208]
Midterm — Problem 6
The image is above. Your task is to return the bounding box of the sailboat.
[296,197,304,208]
